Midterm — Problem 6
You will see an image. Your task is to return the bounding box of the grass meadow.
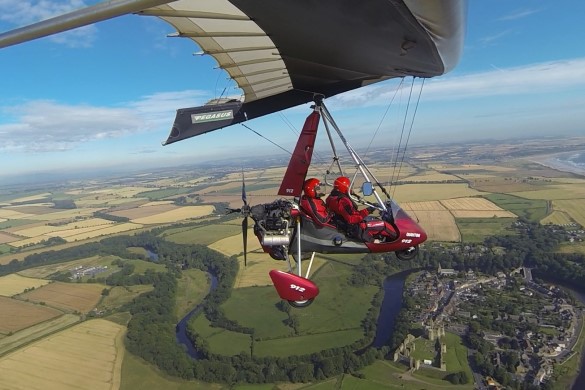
[483,193,548,222]
[456,218,516,243]
[175,268,210,319]
[189,314,252,356]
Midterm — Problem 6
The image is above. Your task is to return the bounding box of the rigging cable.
[392,78,425,200]
[364,78,405,158]
[389,77,415,193]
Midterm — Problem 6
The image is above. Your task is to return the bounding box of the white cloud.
[328,58,585,108]
[0,90,209,152]
[497,8,543,21]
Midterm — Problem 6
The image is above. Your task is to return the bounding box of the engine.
[251,200,294,246]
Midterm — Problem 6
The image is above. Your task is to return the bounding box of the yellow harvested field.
[109,204,178,219]
[399,172,462,182]
[541,211,573,226]
[438,198,516,218]
[12,218,115,238]
[0,274,51,296]
[428,164,515,172]
[0,209,35,219]
[208,228,262,257]
[131,205,215,224]
[198,180,246,194]
[391,183,483,203]
[139,200,175,207]
[552,199,585,227]
[5,204,57,215]
[404,210,460,242]
[512,186,585,200]
[19,282,104,313]
[84,186,153,197]
[61,222,144,242]
[0,314,80,356]
[30,208,98,221]
[0,231,19,244]
[0,319,125,390]
[0,296,62,334]
[402,201,447,211]
[451,210,517,218]
[7,193,51,204]
[8,235,54,248]
[441,197,507,211]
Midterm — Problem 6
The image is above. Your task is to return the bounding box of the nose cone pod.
[269,270,320,302]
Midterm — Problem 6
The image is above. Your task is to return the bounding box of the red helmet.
[334,176,350,193]
[303,178,322,198]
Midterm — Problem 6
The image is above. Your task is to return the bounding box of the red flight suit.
[326,189,396,242]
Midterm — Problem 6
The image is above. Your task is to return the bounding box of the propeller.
[226,170,251,266]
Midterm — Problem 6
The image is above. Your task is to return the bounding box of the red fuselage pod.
[269,270,319,302]
[364,207,427,252]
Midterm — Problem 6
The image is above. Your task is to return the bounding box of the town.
[395,261,583,389]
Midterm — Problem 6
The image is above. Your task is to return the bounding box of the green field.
[162,221,243,246]
[358,360,473,390]
[221,286,292,339]
[254,329,364,357]
[0,244,11,255]
[456,217,516,242]
[483,193,548,222]
[98,285,154,312]
[135,187,198,200]
[189,314,252,356]
[0,219,39,229]
[120,351,221,390]
[175,269,210,319]
[442,332,473,378]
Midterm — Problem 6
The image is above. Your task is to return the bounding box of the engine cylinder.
[261,234,290,246]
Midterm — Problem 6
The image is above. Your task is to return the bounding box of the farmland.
[0,297,62,334]
[1,138,585,388]
[0,274,51,296]
[0,319,125,390]
[18,282,104,313]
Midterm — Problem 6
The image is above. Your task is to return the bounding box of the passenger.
[300,178,331,227]
[326,176,397,242]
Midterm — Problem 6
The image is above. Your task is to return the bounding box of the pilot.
[300,178,331,227]
[326,176,397,242]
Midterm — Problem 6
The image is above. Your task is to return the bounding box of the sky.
[1,0,585,181]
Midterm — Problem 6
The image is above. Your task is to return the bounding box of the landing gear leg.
[286,217,317,308]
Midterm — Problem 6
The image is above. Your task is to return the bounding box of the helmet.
[303,178,322,198]
[333,176,350,194]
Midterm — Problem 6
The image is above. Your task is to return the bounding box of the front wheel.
[288,298,314,308]
[395,246,418,261]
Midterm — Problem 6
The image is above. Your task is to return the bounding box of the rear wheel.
[288,298,314,308]
[395,246,418,260]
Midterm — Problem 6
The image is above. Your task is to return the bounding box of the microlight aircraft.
[0,0,467,307]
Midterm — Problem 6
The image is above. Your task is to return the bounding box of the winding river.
[176,273,218,359]
[175,271,407,357]
[174,270,585,388]
[372,273,407,348]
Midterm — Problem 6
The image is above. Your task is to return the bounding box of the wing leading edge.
[0,0,467,145]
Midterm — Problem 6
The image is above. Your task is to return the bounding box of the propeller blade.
[242,216,248,267]
[241,170,248,206]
